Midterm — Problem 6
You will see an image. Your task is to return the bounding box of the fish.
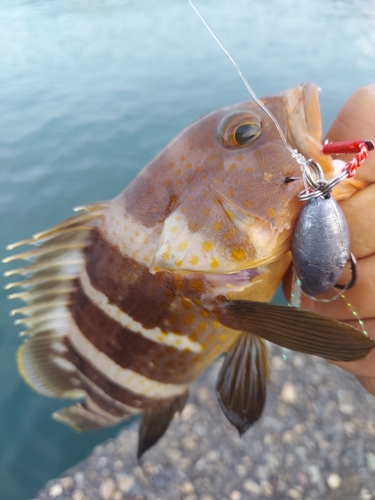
[4,83,375,457]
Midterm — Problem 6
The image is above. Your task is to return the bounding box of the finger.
[325,84,375,183]
[356,375,375,397]
[340,183,375,258]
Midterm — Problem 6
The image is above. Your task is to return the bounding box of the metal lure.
[291,193,349,297]
[291,140,374,298]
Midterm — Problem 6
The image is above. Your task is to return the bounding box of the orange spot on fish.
[210,257,219,270]
[198,321,207,332]
[226,189,235,197]
[168,161,175,168]
[246,166,253,173]
[171,225,178,233]
[231,248,245,261]
[203,207,211,216]
[175,260,182,267]
[189,255,199,265]
[176,168,181,175]
[184,313,195,325]
[236,154,244,161]
[267,207,276,218]
[202,241,214,252]
[213,221,222,231]
[186,162,192,169]
[189,222,199,232]
[180,155,186,161]
[223,228,237,240]
[243,200,253,209]
[229,163,237,170]
[178,240,188,251]
[200,309,210,318]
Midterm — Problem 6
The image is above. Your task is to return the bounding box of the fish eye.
[217,111,262,149]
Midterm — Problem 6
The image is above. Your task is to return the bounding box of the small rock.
[72,490,86,500]
[288,488,302,499]
[260,480,274,497]
[116,473,135,493]
[338,403,354,416]
[60,476,74,490]
[99,477,116,499]
[256,464,269,480]
[360,488,372,500]
[243,479,261,495]
[113,460,124,471]
[181,403,196,420]
[280,383,298,404]
[282,430,295,444]
[327,473,342,490]
[344,421,356,437]
[229,491,242,500]
[49,484,63,497]
[293,423,305,434]
[235,464,247,477]
[197,386,210,403]
[366,452,375,471]
[206,450,219,461]
[180,481,195,494]
[271,355,285,370]
[74,472,85,489]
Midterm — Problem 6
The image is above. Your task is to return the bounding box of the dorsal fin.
[3,203,108,396]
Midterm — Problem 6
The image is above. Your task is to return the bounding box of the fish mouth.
[284,83,334,177]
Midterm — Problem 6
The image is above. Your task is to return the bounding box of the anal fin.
[216,332,269,435]
[138,391,189,458]
[53,396,122,431]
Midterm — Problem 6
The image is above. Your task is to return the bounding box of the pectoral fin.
[214,299,375,362]
[216,332,269,435]
[138,391,188,458]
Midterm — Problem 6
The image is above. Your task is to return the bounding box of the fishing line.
[290,272,368,336]
[186,0,307,169]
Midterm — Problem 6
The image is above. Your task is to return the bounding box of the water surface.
[0,1,374,498]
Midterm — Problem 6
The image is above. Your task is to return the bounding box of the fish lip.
[285,83,334,177]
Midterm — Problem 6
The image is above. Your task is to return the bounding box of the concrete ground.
[36,345,375,500]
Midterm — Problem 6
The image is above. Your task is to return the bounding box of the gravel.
[36,345,375,500]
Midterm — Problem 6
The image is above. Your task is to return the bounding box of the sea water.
[0,1,374,498]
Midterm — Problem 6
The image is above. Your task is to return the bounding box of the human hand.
[283,84,375,396]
